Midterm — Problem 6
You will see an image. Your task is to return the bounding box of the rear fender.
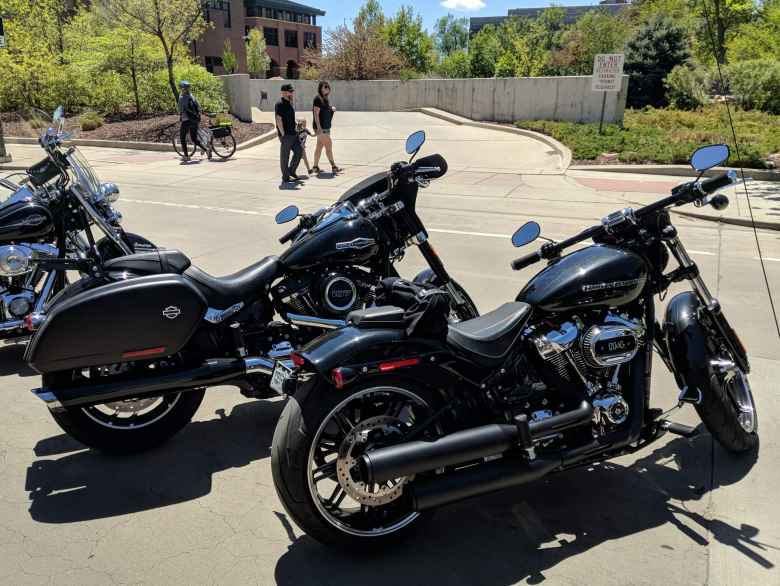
[295,325,448,384]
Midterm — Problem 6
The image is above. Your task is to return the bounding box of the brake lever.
[414,176,431,188]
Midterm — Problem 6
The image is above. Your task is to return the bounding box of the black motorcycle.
[0,107,153,349]
[25,130,477,453]
[270,144,758,548]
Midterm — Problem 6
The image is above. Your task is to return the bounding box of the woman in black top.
[312,81,342,174]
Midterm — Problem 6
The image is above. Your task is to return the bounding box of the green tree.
[356,0,386,30]
[245,28,271,78]
[98,0,209,106]
[222,38,237,74]
[549,10,631,75]
[385,6,434,73]
[434,14,469,56]
[625,16,690,107]
[726,0,780,61]
[696,0,754,64]
[436,49,470,78]
[101,28,163,115]
[495,52,519,77]
[469,25,502,77]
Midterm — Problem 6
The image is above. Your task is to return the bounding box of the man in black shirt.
[275,84,303,184]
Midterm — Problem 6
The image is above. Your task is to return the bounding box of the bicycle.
[172,113,237,160]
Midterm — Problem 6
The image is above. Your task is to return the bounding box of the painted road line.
[754,257,780,262]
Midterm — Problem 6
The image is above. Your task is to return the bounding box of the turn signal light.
[291,353,305,367]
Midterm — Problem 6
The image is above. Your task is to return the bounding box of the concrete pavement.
[0,112,779,585]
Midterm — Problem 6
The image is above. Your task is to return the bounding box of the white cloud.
[440,0,486,11]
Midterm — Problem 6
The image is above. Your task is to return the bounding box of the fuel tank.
[0,187,54,242]
[280,205,380,270]
[518,245,648,313]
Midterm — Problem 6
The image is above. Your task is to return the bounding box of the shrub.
[140,63,227,114]
[725,60,780,115]
[399,68,422,81]
[436,50,470,78]
[665,65,707,110]
[495,53,518,78]
[80,111,104,131]
[300,65,320,80]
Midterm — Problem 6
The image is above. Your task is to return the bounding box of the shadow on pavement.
[0,344,38,377]
[25,397,285,523]
[274,431,772,585]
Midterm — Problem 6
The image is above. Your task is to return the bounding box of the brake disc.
[336,415,412,506]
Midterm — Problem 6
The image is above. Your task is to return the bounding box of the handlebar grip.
[511,251,542,271]
[700,172,733,194]
[279,225,301,245]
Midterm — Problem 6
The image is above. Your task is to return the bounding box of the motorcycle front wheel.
[272,376,442,548]
[43,372,204,454]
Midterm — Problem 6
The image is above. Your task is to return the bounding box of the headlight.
[0,245,34,276]
[100,182,120,203]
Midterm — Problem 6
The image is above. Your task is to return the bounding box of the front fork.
[666,236,749,373]
[414,233,466,306]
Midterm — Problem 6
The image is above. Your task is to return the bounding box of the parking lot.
[1,112,778,585]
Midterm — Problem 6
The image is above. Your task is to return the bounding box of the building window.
[205,1,230,27]
[264,27,279,46]
[285,30,298,48]
[304,14,311,24]
[204,56,223,73]
[304,32,316,49]
[265,7,274,18]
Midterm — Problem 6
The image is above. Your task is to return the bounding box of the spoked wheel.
[172,133,197,158]
[694,356,758,453]
[272,380,441,548]
[211,134,236,159]
[44,367,205,454]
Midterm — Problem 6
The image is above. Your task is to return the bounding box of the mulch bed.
[2,112,273,145]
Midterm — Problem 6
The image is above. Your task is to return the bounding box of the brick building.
[192,0,325,79]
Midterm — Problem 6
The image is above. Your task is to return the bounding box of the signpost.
[592,53,624,134]
[0,15,9,163]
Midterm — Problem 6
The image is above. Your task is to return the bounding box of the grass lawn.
[516,107,780,169]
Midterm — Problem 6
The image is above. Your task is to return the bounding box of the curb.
[569,164,780,182]
[6,129,277,154]
[672,208,780,232]
[417,107,572,172]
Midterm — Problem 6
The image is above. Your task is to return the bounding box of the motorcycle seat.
[104,249,191,275]
[185,256,280,309]
[348,306,407,328]
[446,302,531,367]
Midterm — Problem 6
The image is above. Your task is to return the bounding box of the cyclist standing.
[178,80,211,161]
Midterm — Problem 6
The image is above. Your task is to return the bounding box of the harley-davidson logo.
[335,238,376,251]
[162,306,181,320]
[582,278,640,293]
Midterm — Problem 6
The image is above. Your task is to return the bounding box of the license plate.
[270,360,293,395]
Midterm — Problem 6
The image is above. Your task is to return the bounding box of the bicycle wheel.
[172,132,196,158]
[212,132,237,159]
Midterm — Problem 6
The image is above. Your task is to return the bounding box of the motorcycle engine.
[528,312,644,434]
[273,267,377,318]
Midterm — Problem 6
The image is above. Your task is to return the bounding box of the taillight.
[121,346,167,359]
[291,353,305,367]
[332,367,346,389]
[378,357,420,372]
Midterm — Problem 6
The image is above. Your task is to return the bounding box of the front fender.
[664,291,709,389]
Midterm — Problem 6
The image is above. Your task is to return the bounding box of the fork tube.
[667,237,716,308]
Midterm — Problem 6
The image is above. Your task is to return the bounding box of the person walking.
[178,80,211,162]
[296,119,317,175]
[275,84,304,184]
[312,81,342,175]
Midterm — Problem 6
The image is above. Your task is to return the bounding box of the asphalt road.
[1,113,778,585]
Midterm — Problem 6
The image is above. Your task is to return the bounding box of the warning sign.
[592,53,624,92]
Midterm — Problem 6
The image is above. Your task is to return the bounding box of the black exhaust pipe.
[360,401,593,484]
[409,456,561,511]
[33,357,275,410]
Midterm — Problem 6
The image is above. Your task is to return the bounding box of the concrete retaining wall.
[220,74,629,124]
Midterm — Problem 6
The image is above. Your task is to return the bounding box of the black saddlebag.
[26,274,207,373]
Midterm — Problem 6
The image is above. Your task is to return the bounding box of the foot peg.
[659,420,698,438]
[678,386,702,406]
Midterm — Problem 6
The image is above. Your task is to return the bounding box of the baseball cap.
[179,80,191,88]
[281,83,294,92]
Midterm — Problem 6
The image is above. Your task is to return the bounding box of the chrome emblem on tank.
[582,278,640,293]
[335,237,376,251]
[162,306,181,320]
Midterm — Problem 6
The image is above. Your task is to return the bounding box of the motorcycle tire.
[272,375,441,549]
[45,377,205,455]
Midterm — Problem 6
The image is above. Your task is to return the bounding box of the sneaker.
[290,173,307,181]
[207,144,213,160]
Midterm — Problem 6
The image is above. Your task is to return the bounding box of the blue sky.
[317,0,602,33]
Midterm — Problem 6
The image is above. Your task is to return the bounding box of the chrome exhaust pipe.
[32,356,278,411]
[286,313,346,330]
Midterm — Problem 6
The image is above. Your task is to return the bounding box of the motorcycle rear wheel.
[272,376,441,548]
[44,371,205,454]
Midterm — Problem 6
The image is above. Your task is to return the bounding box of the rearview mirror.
[405,130,425,156]
[512,221,541,247]
[690,144,729,172]
[275,205,299,224]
